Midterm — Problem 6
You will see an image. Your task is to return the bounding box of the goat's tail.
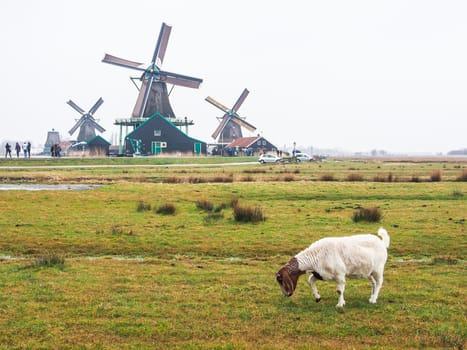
[377,227,390,248]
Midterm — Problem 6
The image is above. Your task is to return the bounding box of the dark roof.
[226,137,259,148]
[125,113,206,144]
[86,135,111,145]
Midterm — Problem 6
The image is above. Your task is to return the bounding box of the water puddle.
[0,184,101,191]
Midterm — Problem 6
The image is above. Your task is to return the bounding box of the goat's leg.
[307,275,321,302]
[369,270,384,304]
[335,276,346,307]
[368,275,376,302]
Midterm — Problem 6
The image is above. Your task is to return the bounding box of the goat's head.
[276,258,304,297]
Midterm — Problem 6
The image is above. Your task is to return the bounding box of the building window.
[154,129,161,136]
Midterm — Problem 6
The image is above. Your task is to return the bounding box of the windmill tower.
[67,98,106,142]
[206,88,256,144]
[43,129,60,155]
[102,22,202,120]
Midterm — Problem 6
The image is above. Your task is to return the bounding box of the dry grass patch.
[457,169,467,181]
[320,174,336,181]
[204,212,224,223]
[232,204,265,223]
[31,252,66,270]
[347,173,364,181]
[195,199,214,212]
[136,200,151,212]
[240,175,255,182]
[352,207,382,223]
[373,173,394,182]
[430,170,442,182]
[155,203,177,215]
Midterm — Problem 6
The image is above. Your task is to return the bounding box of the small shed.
[86,135,111,156]
[124,113,206,156]
[225,136,277,156]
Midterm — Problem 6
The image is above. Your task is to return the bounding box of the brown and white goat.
[276,228,390,307]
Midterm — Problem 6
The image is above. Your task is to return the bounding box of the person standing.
[22,142,28,158]
[5,143,12,158]
[15,142,21,158]
[27,142,31,158]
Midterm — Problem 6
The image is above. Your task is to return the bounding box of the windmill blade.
[132,74,156,118]
[159,70,202,89]
[87,119,106,133]
[211,116,231,140]
[139,74,156,118]
[102,54,146,72]
[67,100,85,115]
[152,22,172,67]
[205,96,230,113]
[232,88,249,112]
[88,97,104,115]
[68,117,85,135]
[231,115,256,132]
[132,79,148,118]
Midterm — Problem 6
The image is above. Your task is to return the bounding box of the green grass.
[0,159,466,349]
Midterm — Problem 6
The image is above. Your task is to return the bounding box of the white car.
[295,153,312,162]
[259,153,282,164]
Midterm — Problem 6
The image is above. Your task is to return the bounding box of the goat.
[276,228,390,307]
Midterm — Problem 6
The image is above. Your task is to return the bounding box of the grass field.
[0,158,465,349]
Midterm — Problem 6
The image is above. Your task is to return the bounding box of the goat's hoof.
[335,305,345,313]
[315,297,321,303]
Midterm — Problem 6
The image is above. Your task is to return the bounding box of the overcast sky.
[1,0,466,154]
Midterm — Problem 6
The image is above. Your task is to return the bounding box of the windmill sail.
[211,116,231,139]
[68,117,84,136]
[89,97,104,115]
[102,54,145,70]
[67,100,86,114]
[231,115,256,132]
[205,96,230,113]
[160,70,203,89]
[152,22,172,67]
[232,89,249,112]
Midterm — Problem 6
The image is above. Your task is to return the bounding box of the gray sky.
[1,0,466,154]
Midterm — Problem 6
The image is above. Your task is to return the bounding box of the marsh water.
[0,184,101,191]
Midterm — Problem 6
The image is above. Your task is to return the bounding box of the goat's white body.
[295,228,389,307]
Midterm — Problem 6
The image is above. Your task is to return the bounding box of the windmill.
[102,22,203,120]
[67,98,106,142]
[206,88,256,144]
